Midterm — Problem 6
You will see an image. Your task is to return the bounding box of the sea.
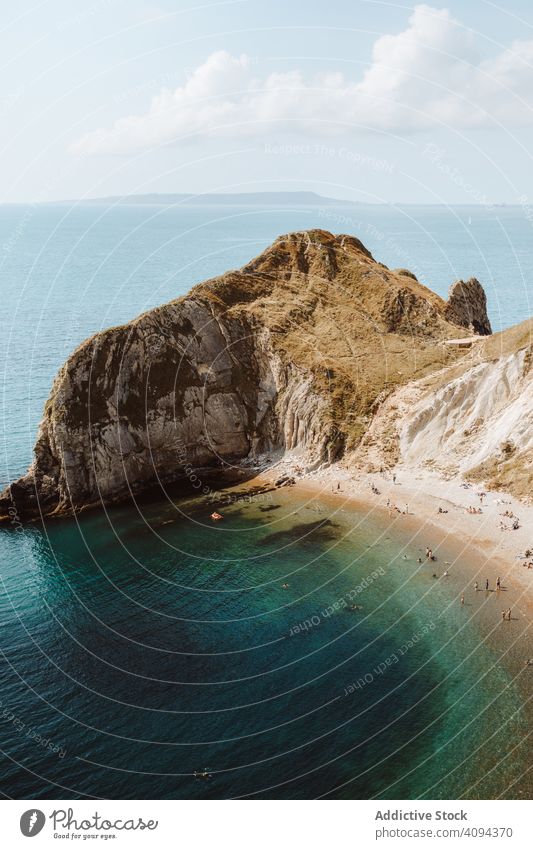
[0,201,531,799]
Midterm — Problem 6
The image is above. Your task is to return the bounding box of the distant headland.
[53,191,357,207]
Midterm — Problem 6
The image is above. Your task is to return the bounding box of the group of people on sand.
[500,518,520,530]
[386,497,409,516]
[501,608,512,621]
[521,548,533,569]
[500,511,520,531]
[462,499,520,528]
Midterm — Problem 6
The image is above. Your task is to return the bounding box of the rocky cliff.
[351,319,533,500]
[0,229,493,520]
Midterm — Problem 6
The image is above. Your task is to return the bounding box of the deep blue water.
[0,202,531,799]
[1,485,530,799]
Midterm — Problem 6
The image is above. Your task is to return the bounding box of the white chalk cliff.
[353,322,533,500]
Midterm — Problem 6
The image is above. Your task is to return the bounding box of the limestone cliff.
[0,229,493,520]
[351,319,533,501]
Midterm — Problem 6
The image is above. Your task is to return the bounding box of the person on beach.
[474,581,479,591]
[461,595,465,606]
[485,579,489,591]
[404,503,409,514]
[496,577,501,590]
[506,608,511,620]
[425,547,430,558]
[393,473,396,484]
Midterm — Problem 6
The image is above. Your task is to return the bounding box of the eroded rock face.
[445,278,492,336]
[399,349,533,474]
[0,229,492,520]
[0,298,335,520]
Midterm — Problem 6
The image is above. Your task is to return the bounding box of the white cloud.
[71,4,533,156]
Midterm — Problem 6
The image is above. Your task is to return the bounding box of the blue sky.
[3,0,533,203]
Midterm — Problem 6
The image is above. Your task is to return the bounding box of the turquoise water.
[0,485,530,799]
[0,202,532,798]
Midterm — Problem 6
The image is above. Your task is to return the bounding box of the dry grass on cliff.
[467,452,533,502]
[217,231,475,449]
[414,317,533,399]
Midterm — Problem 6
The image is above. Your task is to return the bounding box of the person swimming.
[194,768,212,780]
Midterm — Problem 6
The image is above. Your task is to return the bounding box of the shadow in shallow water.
[257,518,341,548]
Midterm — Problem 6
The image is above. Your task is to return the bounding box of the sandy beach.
[252,457,533,627]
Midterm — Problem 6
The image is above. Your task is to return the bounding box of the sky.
[3,0,533,203]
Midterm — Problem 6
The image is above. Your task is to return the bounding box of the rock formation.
[0,229,494,521]
[444,278,492,336]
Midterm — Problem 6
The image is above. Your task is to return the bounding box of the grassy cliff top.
[192,230,487,447]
